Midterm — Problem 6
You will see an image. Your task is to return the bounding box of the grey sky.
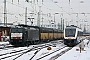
[0,0,90,32]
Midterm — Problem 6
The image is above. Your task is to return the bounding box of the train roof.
[11,24,63,32]
[17,24,40,28]
[65,25,83,32]
[17,24,55,30]
[66,26,76,29]
[0,26,11,28]
[9,24,39,29]
[66,25,82,29]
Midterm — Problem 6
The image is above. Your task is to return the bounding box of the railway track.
[36,47,73,60]
[0,44,17,51]
[48,47,73,60]
[0,40,64,60]
[14,40,64,60]
[0,43,10,49]
[15,41,64,60]
[30,40,65,60]
[0,42,9,46]
[36,45,67,60]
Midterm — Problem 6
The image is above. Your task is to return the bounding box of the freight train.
[9,24,63,46]
[64,25,84,46]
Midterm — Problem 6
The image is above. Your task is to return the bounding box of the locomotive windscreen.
[65,28,76,37]
[10,28,23,39]
[11,28,23,33]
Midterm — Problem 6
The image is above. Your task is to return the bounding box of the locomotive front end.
[64,26,77,46]
[9,27,25,46]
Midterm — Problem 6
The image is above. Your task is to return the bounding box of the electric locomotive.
[9,24,63,46]
[64,25,83,46]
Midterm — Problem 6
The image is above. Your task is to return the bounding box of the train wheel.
[33,41,35,44]
[47,40,50,42]
[22,43,25,47]
[25,42,29,47]
[36,40,39,44]
[26,43,29,47]
[30,41,33,44]
[32,41,34,44]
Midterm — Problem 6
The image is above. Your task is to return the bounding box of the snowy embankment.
[0,42,10,48]
[0,38,90,60]
[0,42,9,45]
[56,39,90,60]
[17,39,90,60]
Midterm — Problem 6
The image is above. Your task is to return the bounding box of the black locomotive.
[9,24,63,46]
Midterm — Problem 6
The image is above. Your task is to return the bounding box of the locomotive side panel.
[27,29,39,41]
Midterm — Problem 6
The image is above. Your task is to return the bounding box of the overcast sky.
[0,0,90,32]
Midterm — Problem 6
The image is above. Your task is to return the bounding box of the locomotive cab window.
[11,28,23,33]
[65,28,76,37]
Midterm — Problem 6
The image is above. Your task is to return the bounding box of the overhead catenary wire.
[6,1,33,13]
[50,0,71,15]
[3,0,39,23]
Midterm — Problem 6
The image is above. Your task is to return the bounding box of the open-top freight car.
[9,24,63,46]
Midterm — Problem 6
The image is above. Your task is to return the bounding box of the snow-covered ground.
[0,38,90,60]
[57,39,90,60]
